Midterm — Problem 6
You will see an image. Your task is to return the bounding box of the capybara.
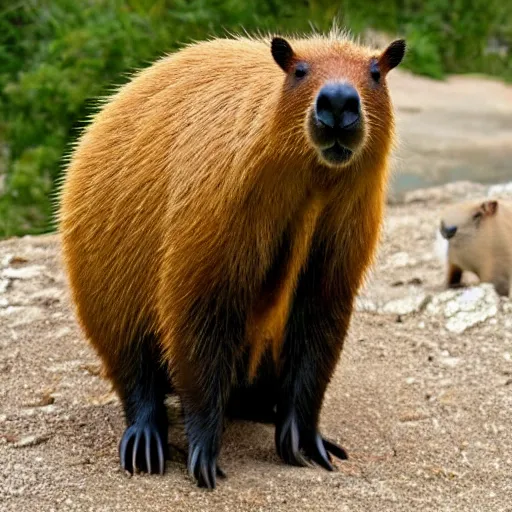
[59,30,406,488]
[438,199,512,296]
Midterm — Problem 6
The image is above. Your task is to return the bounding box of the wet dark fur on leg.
[275,240,349,468]
[117,331,171,475]
[176,295,245,489]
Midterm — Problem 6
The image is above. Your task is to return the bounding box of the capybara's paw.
[187,439,226,489]
[119,421,167,475]
[275,410,347,470]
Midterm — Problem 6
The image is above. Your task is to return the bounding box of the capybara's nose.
[315,83,361,131]
[440,223,457,240]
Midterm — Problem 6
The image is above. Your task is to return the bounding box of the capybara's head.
[440,200,498,242]
[271,33,406,169]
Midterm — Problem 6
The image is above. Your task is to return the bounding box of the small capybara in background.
[59,29,406,488]
[438,199,512,296]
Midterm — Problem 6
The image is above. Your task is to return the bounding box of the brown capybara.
[438,198,512,296]
[59,30,406,489]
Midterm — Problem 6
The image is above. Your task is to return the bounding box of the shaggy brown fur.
[439,199,512,296]
[59,29,405,489]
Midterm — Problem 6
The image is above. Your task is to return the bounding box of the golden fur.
[60,34,394,379]
[59,32,402,484]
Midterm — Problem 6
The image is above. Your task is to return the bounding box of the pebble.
[0,278,9,293]
[1,265,45,280]
[13,434,49,448]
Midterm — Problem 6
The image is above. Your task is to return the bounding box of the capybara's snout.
[315,83,361,132]
[440,222,457,240]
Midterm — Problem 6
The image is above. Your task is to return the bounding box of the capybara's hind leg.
[114,332,171,475]
[172,302,242,489]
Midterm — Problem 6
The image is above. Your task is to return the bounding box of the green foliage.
[0,0,511,237]
[339,0,512,79]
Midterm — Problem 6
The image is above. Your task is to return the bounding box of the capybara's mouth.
[307,110,363,167]
[321,142,353,165]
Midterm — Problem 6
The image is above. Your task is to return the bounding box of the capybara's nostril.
[315,83,361,131]
[440,223,457,240]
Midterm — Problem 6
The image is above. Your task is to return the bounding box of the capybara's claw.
[119,421,167,475]
[322,438,348,461]
[188,441,225,489]
[276,409,347,470]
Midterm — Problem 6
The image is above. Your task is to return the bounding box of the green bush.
[0,0,510,237]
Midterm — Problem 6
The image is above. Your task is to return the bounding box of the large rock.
[425,284,499,333]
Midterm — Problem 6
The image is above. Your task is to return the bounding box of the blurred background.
[0,0,511,239]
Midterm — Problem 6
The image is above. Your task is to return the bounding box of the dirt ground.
[1,179,512,512]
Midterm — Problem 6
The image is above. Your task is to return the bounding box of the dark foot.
[276,411,347,470]
[119,418,168,475]
[187,438,226,489]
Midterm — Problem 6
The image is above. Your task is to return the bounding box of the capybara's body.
[59,32,405,488]
[439,199,512,296]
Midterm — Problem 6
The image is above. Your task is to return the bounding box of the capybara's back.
[60,32,406,489]
[61,40,280,360]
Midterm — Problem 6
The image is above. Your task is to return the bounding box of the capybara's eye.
[370,60,380,83]
[294,62,309,79]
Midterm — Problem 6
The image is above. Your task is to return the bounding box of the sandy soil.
[1,181,512,512]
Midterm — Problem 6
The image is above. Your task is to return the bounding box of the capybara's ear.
[481,200,499,216]
[271,37,295,73]
[378,39,406,73]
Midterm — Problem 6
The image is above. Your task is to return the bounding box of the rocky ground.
[1,181,512,511]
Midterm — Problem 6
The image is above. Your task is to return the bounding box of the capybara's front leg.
[447,262,463,288]
[275,246,349,469]
[171,299,243,489]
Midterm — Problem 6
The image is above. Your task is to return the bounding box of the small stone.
[355,297,378,313]
[13,434,49,448]
[24,392,55,407]
[0,279,9,294]
[381,293,431,316]
[439,356,460,368]
[80,362,102,376]
[399,411,429,422]
[1,265,45,280]
[2,255,29,266]
[0,306,45,326]
[388,252,416,268]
